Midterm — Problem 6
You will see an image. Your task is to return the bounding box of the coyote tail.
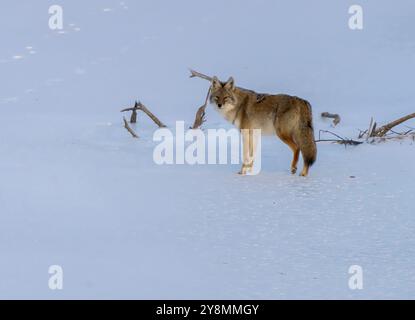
[297,101,317,167]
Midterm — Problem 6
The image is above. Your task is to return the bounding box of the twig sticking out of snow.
[370,113,415,137]
[370,131,415,143]
[121,101,166,128]
[358,113,415,142]
[121,104,139,123]
[123,117,139,138]
[189,69,253,93]
[358,117,374,140]
[315,130,363,146]
[189,69,213,82]
[191,87,211,130]
[136,101,166,128]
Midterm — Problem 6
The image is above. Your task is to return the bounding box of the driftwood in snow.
[136,101,166,128]
[321,112,341,126]
[370,113,415,137]
[372,132,415,143]
[358,117,374,140]
[315,130,363,146]
[189,69,254,93]
[189,69,213,82]
[121,101,166,139]
[123,117,139,138]
[191,105,206,130]
[191,87,211,129]
[121,101,167,128]
[359,113,415,141]
[121,105,139,123]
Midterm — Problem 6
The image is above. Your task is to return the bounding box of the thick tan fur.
[210,76,317,176]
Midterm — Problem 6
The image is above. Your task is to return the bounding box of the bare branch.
[191,87,211,129]
[130,109,137,123]
[189,69,213,82]
[123,117,139,138]
[192,107,206,130]
[370,132,415,143]
[319,130,345,141]
[121,106,138,123]
[370,122,377,137]
[371,113,415,137]
[358,129,368,139]
[189,69,263,97]
[321,112,341,126]
[315,139,363,146]
[366,117,375,140]
[316,130,363,146]
[136,101,167,128]
[120,107,136,113]
[121,101,167,128]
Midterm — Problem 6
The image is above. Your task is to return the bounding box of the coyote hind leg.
[278,135,300,174]
[300,161,310,177]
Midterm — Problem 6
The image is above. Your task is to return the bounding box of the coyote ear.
[224,77,235,90]
[212,76,221,88]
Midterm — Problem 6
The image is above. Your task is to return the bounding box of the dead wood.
[121,105,139,123]
[191,87,211,129]
[321,112,341,126]
[189,69,213,82]
[135,101,166,128]
[123,117,139,138]
[315,130,363,146]
[189,69,252,93]
[121,101,167,128]
[370,113,415,137]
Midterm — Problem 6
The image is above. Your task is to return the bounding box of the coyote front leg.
[239,129,258,175]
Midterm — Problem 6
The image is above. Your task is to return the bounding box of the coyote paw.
[291,167,297,174]
[238,163,253,175]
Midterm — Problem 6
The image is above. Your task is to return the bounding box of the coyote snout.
[210,76,317,176]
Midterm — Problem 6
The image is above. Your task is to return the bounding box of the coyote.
[210,76,317,176]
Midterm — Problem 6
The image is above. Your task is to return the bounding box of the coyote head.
[210,76,238,111]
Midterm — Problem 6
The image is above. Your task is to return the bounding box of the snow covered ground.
[0,0,414,299]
